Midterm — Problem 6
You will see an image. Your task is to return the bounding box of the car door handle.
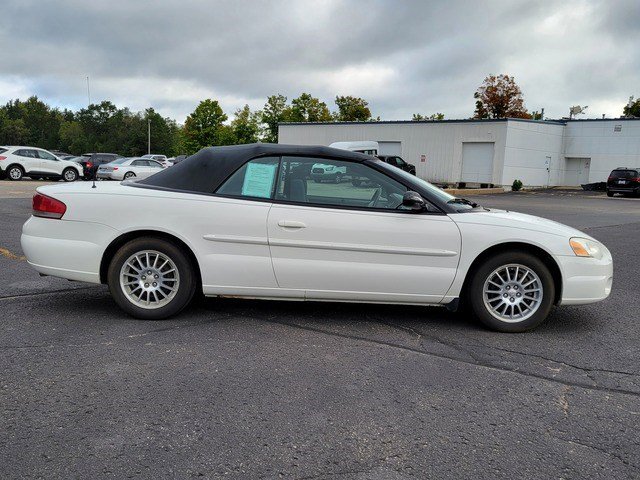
[277,220,307,229]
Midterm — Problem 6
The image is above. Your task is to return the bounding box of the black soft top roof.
[136,143,371,194]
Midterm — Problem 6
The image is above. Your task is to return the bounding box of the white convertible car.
[21,144,613,332]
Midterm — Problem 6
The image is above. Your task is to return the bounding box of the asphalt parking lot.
[1,182,639,479]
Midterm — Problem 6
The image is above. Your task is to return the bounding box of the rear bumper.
[21,216,117,284]
[556,250,613,305]
[607,187,639,194]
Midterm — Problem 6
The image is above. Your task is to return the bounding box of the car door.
[14,149,40,173]
[144,160,164,178]
[266,156,462,304]
[36,149,62,175]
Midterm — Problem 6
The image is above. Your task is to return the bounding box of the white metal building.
[278,118,640,187]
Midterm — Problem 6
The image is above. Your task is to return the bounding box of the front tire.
[107,237,197,320]
[62,168,78,182]
[468,251,555,332]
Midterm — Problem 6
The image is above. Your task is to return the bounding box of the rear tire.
[468,251,555,332]
[7,165,24,181]
[107,237,197,320]
[607,191,614,197]
[124,172,136,180]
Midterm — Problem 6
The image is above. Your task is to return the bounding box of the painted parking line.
[0,247,26,261]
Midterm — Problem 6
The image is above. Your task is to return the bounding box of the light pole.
[148,118,151,155]
[86,76,91,105]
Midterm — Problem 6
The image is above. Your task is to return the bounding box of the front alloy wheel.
[108,237,196,319]
[469,251,555,332]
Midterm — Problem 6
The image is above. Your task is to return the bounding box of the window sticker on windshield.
[241,162,277,198]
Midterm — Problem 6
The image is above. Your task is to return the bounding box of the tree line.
[0,93,377,156]
[1,75,635,156]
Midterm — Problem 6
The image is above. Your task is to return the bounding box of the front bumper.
[556,248,613,305]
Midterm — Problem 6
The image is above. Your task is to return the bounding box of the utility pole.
[86,76,91,105]
[148,118,151,155]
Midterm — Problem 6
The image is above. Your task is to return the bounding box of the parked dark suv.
[77,153,122,179]
[377,155,416,175]
[607,167,640,197]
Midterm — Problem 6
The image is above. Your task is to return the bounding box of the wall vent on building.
[614,124,622,132]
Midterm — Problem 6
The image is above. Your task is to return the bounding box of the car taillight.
[32,193,66,219]
[607,176,613,181]
[87,162,93,169]
[632,177,640,183]
[0,156,6,161]
[113,167,118,170]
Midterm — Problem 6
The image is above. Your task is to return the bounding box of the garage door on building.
[461,142,495,184]
[564,158,591,186]
[377,141,402,156]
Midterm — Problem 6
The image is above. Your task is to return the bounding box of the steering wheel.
[368,187,382,208]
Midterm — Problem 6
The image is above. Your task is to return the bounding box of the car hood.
[451,209,595,240]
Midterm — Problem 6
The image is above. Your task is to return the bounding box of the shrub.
[512,179,523,191]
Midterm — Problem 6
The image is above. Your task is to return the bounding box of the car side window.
[395,157,406,166]
[16,149,38,158]
[149,161,163,168]
[275,156,409,211]
[216,156,280,199]
[132,160,145,166]
[37,150,57,161]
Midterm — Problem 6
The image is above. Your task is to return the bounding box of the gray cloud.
[0,0,637,122]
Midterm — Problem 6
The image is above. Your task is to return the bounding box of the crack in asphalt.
[0,285,101,301]
[265,319,640,398]
[546,432,638,472]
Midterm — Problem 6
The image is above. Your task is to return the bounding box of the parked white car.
[96,157,164,181]
[142,154,170,167]
[310,162,348,183]
[0,146,82,181]
[21,144,613,332]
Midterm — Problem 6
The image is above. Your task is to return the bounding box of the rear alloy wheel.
[124,172,136,180]
[63,168,78,182]
[8,165,24,181]
[107,237,197,320]
[469,252,555,332]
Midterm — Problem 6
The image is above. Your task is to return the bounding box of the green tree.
[182,99,228,154]
[412,113,444,121]
[288,93,332,122]
[231,105,262,144]
[261,94,289,143]
[473,74,531,119]
[334,96,371,121]
[59,121,88,154]
[623,97,640,117]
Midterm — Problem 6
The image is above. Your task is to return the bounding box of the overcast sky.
[1,0,638,123]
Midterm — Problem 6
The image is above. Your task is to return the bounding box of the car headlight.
[570,237,604,260]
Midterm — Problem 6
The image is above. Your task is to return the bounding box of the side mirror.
[402,190,426,211]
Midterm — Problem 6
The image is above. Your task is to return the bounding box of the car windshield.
[610,169,638,178]
[373,160,479,210]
